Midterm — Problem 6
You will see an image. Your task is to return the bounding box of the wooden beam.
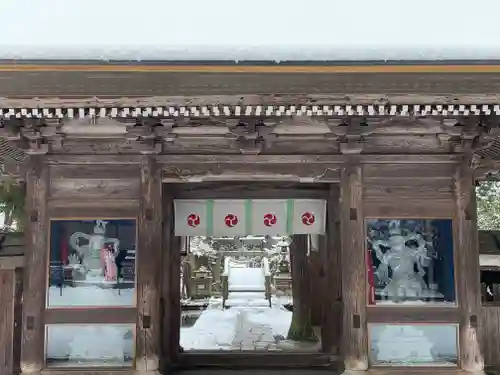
[20,155,48,373]
[45,309,136,325]
[175,352,334,368]
[47,199,139,218]
[163,163,341,183]
[340,163,368,371]
[167,236,181,365]
[0,270,15,375]
[160,188,172,369]
[4,63,500,73]
[136,156,162,373]
[453,158,485,373]
[367,307,460,323]
[160,187,181,369]
[364,199,454,218]
[0,256,24,269]
[363,178,453,200]
[43,153,462,166]
[49,178,140,200]
[45,154,143,165]
[158,154,462,165]
[1,93,500,109]
[171,183,329,199]
[49,164,139,179]
[13,268,23,375]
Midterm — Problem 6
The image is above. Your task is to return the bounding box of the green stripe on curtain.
[286,199,294,234]
[245,199,253,234]
[206,199,214,236]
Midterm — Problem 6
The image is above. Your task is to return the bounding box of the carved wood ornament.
[0,111,498,183]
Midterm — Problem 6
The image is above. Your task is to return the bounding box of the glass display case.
[366,219,455,306]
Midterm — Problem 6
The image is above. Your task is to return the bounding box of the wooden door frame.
[160,182,340,370]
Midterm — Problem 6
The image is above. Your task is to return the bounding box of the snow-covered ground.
[180,258,315,351]
[180,296,320,352]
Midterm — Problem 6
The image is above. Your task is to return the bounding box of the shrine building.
[2,1,500,374]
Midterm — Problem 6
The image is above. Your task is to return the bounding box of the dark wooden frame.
[362,214,462,369]
[14,145,485,373]
[43,216,139,370]
[21,155,49,374]
[332,156,468,373]
[363,216,460,312]
[161,182,340,370]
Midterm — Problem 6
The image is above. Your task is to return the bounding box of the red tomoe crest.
[301,212,315,226]
[263,213,277,227]
[187,213,201,228]
[224,214,239,228]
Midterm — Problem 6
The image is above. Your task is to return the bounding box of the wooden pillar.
[136,156,162,373]
[0,270,15,375]
[322,185,342,354]
[453,159,484,373]
[340,164,368,371]
[13,268,23,374]
[160,186,181,369]
[21,155,48,374]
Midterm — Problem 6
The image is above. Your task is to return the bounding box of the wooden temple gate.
[0,64,500,374]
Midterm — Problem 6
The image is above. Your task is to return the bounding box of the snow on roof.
[2,0,500,62]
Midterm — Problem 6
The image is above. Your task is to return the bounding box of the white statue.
[69,220,120,279]
[373,325,434,364]
[370,220,442,301]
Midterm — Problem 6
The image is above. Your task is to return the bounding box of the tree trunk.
[287,234,318,342]
[4,210,12,228]
[308,241,322,326]
[212,255,222,292]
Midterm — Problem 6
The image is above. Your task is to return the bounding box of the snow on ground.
[181,293,319,352]
[48,285,134,307]
[179,260,319,352]
[180,304,299,351]
[181,308,240,350]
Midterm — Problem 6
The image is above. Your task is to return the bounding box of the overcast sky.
[2,0,500,60]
